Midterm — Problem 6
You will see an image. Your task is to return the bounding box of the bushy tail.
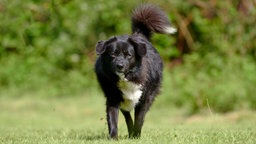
[131,4,176,40]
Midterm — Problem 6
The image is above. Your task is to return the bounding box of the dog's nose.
[117,64,124,70]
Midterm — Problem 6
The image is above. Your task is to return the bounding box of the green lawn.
[0,95,255,144]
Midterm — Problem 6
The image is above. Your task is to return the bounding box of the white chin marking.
[164,26,177,34]
[116,72,128,81]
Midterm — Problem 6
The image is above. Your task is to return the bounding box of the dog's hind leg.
[121,110,134,138]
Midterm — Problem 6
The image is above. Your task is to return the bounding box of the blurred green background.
[0,0,256,114]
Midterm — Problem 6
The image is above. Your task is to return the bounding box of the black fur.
[95,4,175,139]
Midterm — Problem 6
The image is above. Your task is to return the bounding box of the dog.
[95,4,176,139]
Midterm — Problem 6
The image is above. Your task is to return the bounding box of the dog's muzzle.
[116,63,125,72]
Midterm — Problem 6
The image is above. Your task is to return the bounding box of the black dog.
[95,4,176,139]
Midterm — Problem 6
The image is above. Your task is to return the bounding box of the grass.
[0,94,255,144]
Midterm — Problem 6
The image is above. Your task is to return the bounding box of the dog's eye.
[111,52,118,57]
[127,53,132,59]
[111,53,116,57]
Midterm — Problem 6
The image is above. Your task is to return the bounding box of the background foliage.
[0,0,256,114]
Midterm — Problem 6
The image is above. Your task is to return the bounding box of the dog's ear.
[96,40,105,55]
[128,36,147,57]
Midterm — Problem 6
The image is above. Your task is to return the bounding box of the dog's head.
[96,35,147,75]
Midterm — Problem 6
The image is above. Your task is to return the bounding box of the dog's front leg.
[133,97,154,138]
[121,110,134,138]
[106,105,119,139]
[133,104,146,138]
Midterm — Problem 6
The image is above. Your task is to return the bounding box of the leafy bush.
[0,0,255,113]
[160,53,256,114]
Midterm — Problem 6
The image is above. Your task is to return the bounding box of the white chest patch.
[117,74,142,111]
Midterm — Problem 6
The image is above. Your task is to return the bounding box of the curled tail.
[131,4,176,40]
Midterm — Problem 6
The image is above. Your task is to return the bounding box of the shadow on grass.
[83,134,107,141]
[82,134,129,141]
[67,130,129,141]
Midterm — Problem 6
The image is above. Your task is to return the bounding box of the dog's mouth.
[116,69,125,73]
